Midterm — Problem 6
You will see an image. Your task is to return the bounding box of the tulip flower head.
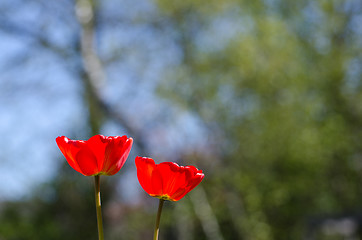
[135,157,204,201]
[56,135,133,176]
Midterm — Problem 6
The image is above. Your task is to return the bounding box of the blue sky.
[0,0,228,201]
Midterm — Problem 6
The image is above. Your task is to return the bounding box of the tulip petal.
[75,147,99,176]
[168,166,204,201]
[169,188,187,201]
[102,136,133,175]
[178,173,204,201]
[169,168,189,201]
[151,165,164,196]
[86,135,108,172]
[135,157,156,195]
[56,136,83,174]
[157,162,182,196]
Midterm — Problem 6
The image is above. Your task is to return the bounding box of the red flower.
[56,135,133,176]
[135,157,204,201]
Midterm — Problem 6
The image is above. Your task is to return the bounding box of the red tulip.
[135,157,204,201]
[56,135,133,176]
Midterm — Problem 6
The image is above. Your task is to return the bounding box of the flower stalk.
[94,175,104,240]
[153,199,165,240]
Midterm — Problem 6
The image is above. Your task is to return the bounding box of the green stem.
[94,175,104,240]
[153,199,165,240]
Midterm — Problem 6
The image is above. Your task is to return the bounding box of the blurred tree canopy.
[0,0,362,240]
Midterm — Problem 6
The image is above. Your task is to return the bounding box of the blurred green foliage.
[1,0,362,239]
[156,0,362,239]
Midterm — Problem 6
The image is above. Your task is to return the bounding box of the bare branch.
[74,0,147,153]
[0,18,75,60]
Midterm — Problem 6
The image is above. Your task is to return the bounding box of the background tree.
[0,0,362,239]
